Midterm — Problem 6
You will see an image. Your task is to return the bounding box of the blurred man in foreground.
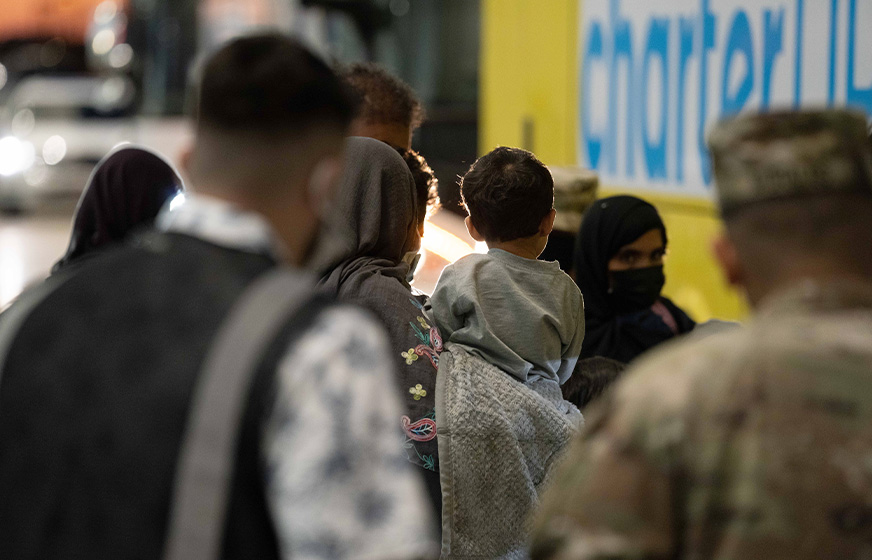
[531,108,872,560]
[0,35,436,560]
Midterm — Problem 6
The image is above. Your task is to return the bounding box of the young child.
[429,146,584,386]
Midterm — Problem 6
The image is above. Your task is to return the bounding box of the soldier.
[530,108,872,560]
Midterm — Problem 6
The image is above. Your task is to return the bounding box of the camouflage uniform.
[531,109,872,559]
[532,279,872,559]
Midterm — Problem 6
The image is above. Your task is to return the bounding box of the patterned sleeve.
[262,306,439,560]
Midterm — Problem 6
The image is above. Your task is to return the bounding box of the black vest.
[0,232,327,560]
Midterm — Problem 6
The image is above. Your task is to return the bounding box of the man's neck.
[748,269,872,309]
[188,188,308,266]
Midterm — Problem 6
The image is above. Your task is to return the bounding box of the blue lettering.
[698,0,716,185]
[794,0,804,107]
[642,18,670,180]
[722,11,755,116]
[578,0,872,192]
[582,22,604,169]
[762,9,784,109]
[609,0,635,176]
[828,0,839,106]
[675,17,695,183]
[847,0,872,114]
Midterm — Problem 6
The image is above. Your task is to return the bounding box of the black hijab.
[574,195,694,363]
[54,146,183,272]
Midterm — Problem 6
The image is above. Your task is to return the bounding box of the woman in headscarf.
[53,146,184,272]
[318,137,443,519]
[574,195,695,364]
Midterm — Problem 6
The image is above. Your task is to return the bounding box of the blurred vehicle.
[0,0,320,213]
[0,0,187,213]
[0,0,480,217]
[0,73,143,212]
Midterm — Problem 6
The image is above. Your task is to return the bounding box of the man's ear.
[464,216,485,242]
[712,233,744,288]
[539,208,557,237]
[306,155,343,214]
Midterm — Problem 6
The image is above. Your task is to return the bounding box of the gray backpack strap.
[164,267,315,560]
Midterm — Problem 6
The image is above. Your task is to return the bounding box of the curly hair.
[399,147,440,224]
[341,62,424,130]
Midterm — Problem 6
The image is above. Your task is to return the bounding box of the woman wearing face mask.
[574,195,695,364]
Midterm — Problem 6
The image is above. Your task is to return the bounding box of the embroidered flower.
[417,316,430,329]
[409,384,427,400]
[421,454,436,471]
[401,348,419,365]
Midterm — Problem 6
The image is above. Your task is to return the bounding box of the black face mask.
[608,265,665,313]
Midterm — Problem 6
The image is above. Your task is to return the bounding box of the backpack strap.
[164,267,315,560]
[0,272,75,385]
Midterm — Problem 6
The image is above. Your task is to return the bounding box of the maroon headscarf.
[53,147,183,272]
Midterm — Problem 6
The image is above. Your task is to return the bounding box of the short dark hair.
[725,192,872,280]
[198,34,356,134]
[561,357,626,409]
[398,148,440,225]
[341,62,423,130]
[460,147,554,242]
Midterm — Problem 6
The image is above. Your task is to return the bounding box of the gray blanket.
[436,345,583,559]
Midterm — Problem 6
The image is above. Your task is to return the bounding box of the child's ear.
[464,216,486,242]
[539,208,557,237]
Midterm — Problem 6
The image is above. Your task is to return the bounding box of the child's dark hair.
[561,357,626,409]
[460,146,554,242]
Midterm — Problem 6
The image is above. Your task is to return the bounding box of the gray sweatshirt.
[429,248,584,384]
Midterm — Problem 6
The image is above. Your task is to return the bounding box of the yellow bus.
[479,0,872,321]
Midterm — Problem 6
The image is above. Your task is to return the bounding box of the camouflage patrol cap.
[708,108,872,216]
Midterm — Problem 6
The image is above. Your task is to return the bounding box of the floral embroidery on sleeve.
[408,313,442,370]
[401,348,419,364]
[409,384,427,400]
[401,298,443,471]
[401,414,437,442]
[402,411,438,471]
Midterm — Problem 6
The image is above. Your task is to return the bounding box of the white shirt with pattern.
[158,194,439,560]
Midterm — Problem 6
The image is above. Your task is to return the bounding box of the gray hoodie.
[429,248,584,384]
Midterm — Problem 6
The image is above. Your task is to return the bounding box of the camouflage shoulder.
[600,326,751,437]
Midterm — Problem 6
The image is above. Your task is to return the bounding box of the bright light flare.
[109,43,133,68]
[421,222,476,263]
[43,135,67,165]
[169,192,186,212]
[92,29,116,56]
[94,1,118,24]
[0,137,36,177]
